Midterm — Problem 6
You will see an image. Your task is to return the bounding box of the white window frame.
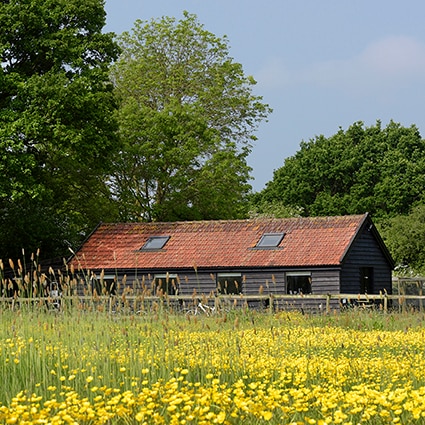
[217,273,243,295]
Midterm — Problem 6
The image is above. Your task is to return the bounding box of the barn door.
[360,267,374,294]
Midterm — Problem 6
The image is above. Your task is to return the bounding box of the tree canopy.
[254,120,425,218]
[378,204,425,275]
[0,0,120,259]
[110,12,271,222]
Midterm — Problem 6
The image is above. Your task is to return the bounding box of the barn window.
[141,236,170,251]
[91,274,117,296]
[217,273,242,295]
[256,233,285,248]
[286,272,312,294]
[154,274,179,295]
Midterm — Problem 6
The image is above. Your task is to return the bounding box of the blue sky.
[104,1,425,191]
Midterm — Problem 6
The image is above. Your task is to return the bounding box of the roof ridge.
[100,213,368,227]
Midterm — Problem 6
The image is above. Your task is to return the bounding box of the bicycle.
[185,302,216,316]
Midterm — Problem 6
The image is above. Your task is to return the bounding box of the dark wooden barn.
[68,213,393,309]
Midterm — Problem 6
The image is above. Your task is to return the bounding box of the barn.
[68,213,393,309]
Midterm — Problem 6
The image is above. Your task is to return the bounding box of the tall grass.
[4,255,425,423]
[2,308,425,423]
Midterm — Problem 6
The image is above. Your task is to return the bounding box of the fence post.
[384,293,388,314]
[326,294,331,314]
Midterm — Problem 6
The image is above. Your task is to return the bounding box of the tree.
[0,0,120,259]
[247,196,303,219]
[378,204,425,275]
[110,12,271,222]
[256,121,425,218]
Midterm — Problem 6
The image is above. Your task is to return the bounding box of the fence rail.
[1,292,424,314]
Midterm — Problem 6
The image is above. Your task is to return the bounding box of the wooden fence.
[1,291,425,314]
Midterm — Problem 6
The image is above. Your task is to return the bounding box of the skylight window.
[141,236,170,251]
[256,233,285,248]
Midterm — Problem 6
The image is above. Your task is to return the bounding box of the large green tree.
[0,0,120,259]
[378,204,425,275]
[255,120,425,218]
[110,12,271,222]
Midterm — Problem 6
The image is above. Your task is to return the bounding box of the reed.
[1,308,425,424]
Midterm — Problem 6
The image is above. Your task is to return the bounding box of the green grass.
[2,303,425,423]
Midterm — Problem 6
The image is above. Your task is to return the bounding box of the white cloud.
[256,36,425,98]
[254,57,292,89]
[361,36,425,77]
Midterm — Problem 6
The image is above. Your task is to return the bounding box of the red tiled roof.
[69,214,368,271]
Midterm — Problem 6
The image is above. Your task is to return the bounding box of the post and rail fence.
[0,276,424,314]
[1,291,424,315]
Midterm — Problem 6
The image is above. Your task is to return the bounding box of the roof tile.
[70,214,368,270]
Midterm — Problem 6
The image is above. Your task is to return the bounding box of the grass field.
[1,306,425,424]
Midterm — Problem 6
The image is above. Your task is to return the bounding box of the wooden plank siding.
[243,271,285,295]
[311,269,340,294]
[72,266,374,312]
[112,269,287,297]
[275,296,333,313]
[340,225,392,295]
[88,267,340,304]
[310,269,342,311]
[119,270,217,297]
[273,269,340,311]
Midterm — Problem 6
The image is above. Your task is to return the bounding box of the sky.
[104,0,425,192]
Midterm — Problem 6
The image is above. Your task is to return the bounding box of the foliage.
[110,12,271,221]
[247,196,303,218]
[0,0,121,259]
[256,120,425,218]
[378,204,425,275]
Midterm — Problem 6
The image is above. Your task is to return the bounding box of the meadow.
[1,305,425,425]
